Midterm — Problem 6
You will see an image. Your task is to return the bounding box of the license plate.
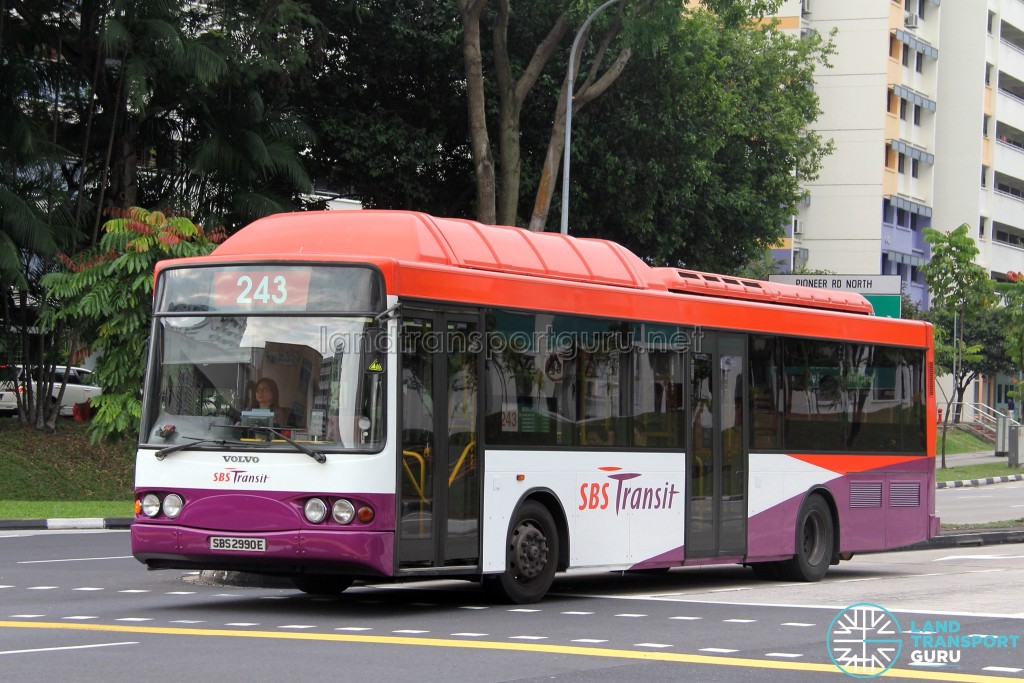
[209,536,266,552]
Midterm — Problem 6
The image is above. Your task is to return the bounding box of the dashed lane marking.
[0,620,1017,681]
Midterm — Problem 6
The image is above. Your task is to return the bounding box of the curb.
[906,528,1024,550]
[0,517,133,531]
[936,473,1024,489]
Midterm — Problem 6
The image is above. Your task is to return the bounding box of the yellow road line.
[0,621,1015,682]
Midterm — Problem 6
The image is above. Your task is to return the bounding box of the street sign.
[769,274,902,318]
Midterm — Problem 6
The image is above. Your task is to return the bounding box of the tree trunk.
[457,0,497,224]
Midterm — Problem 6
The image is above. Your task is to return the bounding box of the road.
[1,529,1022,682]
[937,480,1024,525]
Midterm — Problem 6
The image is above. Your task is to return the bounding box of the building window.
[896,207,908,226]
[899,99,908,120]
[902,46,910,67]
[910,213,919,231]
[985,63,993,85]
[914,104,922,125]
[979,217,986,239]
[911,158,919,178]
[915,52,923,73]
[898,153,906,174]
[981,165,988,187]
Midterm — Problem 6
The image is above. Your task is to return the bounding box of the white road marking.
[335,627,372,631]
[451,632,488,637]
[0,642,137,655]
[72,587,103,591]
[766,653,804,658]
[510,635,548,640]
[572,638,608,643]
[984,667,1024,673]
[700,647,737,653]
[279,624,317,629]
[636,643,672,648]
[782,622,815,627]
[723,618,756,623]
[561,611,594,615]
[18,556,132,564]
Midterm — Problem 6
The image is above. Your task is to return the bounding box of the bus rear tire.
[485,500,559,604]
[778,494,833,582]
[291,574,354,596]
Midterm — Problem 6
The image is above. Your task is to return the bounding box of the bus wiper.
[155,438,231,460]
[214,424,328,464]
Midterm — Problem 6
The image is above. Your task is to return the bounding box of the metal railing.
[944,402,1020,451]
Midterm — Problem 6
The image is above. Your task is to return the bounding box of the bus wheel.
[291,574,354,596]
[486,500,559,604]
[779,495,833,582]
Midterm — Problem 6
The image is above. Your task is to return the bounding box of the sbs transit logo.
[577,466,680,515]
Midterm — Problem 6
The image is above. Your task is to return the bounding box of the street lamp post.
[561,0,620,234]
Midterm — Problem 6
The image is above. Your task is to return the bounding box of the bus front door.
[686,332,747,559]
[398,311,481,571]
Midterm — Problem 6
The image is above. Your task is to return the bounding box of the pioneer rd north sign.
[769,274,902,318]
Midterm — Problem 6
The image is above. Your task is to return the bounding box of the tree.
[557,7,833,270]
[922,223,995,467]
[40,207,224,442]
[455,0,685,228]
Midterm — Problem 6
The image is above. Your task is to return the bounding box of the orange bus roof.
[202,210,872,315]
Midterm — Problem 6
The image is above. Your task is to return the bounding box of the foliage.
[997,273,1024,402]
[39,208,224,442]
[562,7,833,271]
[922,224,995,465]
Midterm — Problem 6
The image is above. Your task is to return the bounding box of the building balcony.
[993,190,1024,230]
[994,139,1024,183]
[997,90,1024,133]
[981,235,1024,275]
[1000,39,1024,83]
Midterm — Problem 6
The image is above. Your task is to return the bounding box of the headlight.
[162,494,184,519]
[304,497,328,523]
[141,493,161,518]
[332,499,355,524]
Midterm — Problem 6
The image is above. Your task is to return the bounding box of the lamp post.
[561,0,620,235]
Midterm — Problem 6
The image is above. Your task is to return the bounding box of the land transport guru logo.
[827,603,1020,677]
[578,466,680,515]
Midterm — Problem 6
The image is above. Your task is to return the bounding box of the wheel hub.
[512,523,548,579]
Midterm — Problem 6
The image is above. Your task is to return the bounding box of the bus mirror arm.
[373,302,401,325]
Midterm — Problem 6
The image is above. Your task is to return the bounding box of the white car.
[0,365,102,417]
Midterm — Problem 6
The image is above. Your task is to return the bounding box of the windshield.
[143,314,386,451]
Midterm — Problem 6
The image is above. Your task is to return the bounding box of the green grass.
[0,417,134,519]
[937,426,996,454]
[935,461,1023,482]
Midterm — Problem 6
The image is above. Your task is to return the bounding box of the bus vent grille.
[890,481,921,507]
[850,481,882,508]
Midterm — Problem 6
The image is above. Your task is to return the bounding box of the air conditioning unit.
[904,12,919,29]
[792,218,804,236]
[801,0,812,16]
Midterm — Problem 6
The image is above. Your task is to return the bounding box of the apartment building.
[770,0,939,308]
[772,0,1024,409]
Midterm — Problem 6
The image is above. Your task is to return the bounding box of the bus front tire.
[778,494,834,582]
[485,500,559,604]
[291,574,354,596]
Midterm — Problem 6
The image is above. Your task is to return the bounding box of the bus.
[131,210,937,603]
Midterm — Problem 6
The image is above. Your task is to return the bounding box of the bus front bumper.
[131,523,394,577]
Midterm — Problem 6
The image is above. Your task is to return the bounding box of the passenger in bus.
[252,377,290,426]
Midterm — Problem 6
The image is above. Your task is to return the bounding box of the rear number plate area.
[210,536,266,552]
